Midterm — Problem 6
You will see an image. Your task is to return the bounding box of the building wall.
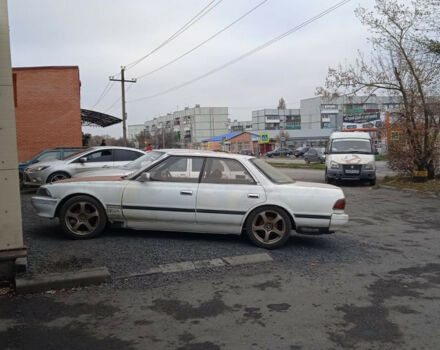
[13,66,82,162]
[228,132,257,153]
[145,105,229,146]
[127,124,145,141]
[251,108,301,130]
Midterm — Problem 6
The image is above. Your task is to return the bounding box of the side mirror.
[138,172,151,182]
[79,157,87,163]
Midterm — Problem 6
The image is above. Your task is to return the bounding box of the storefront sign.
[342,112,384,130]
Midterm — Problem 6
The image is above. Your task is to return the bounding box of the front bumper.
[329,213,349,230]
[23,171,45,186]
[327,168,376,181]
[31,196,59,218]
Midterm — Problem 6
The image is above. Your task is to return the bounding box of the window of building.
[201,158,256,185]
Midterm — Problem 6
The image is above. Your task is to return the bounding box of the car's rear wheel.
[47,172,70,183]
[245,206,291,249]
[59,195,107,239]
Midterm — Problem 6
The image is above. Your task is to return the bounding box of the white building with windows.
[144,105,229,147]
[251,108,301,131]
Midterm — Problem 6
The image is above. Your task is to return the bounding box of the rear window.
[250,159,294,184]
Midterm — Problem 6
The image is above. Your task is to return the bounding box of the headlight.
[36,187,52,197]
[30,165,50,172]
[330,161,340,169]
[364,162,375,170]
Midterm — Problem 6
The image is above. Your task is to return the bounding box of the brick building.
[202,132,259,154]
[12,66,82,162]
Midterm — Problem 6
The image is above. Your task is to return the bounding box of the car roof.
[161,148,254,159]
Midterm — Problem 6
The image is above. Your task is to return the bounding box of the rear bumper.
[31,196,59,218]
[329,213,349,230]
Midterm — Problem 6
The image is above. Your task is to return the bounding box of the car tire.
[325,169,333,184]
[245,206,291,249]
[59,195,107,239]
[47,172,70,183]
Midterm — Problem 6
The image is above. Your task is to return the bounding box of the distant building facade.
[13,66,82,162]
[127,124,146,141]
[230,120,252,132]
[251,108,301,131]
[144,105,229,148]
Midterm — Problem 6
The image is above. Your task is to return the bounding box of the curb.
[15,266,111,295]
[378,184,439,197]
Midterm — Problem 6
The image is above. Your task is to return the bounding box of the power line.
[90,81,114,110]
[128,0,352,103]
[124,0,223,71]
[105,84,135,112]
[136,0,269,80]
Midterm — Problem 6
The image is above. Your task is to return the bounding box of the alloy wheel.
[251,210,286,245]
[65,201,100,235]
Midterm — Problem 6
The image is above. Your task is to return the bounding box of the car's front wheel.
[47,172,70,183]
[59,195,107,239]
[245,206,291,249]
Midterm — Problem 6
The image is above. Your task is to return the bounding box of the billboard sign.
[342,112,385,130]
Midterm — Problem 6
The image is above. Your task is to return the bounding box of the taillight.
[333,198,346,210]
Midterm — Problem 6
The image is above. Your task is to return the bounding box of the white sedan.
[31,150,348,249]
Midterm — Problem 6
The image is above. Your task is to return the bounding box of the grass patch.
[375,154,388,161]
[380,175,440,194]
[269,162,325,170]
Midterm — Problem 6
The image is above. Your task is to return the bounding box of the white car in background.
[31,150,348,249]
[23,146,145,186]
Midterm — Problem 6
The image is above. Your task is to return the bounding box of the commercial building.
[251,108,301,131]
[12,66,83,162]
[144,105,229,148]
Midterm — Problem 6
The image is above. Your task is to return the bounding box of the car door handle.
[248,193,260,199]
[180,190,193,196]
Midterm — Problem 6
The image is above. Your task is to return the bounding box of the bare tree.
[316,0,440,179]
[278,97,286,109]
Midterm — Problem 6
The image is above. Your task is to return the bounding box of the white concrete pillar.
[0,0,26,277]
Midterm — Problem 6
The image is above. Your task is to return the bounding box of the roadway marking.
[116,253,273,280]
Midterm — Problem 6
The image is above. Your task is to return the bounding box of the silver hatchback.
[23,146,145,186]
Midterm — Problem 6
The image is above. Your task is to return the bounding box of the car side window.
[201,158,256,185]
[37,152,60,162]
[114,149,142,161]
[149,156,202,183]
[85,150,113,162]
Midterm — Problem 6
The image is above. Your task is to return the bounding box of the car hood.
[56,175,125,183]
[327,153,374,164]
[25,159,65,170]
[72,168,133,178]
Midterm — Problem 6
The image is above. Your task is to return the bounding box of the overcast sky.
[8,0,374,137]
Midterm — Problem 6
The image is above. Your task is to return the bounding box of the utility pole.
[109,66,136,146]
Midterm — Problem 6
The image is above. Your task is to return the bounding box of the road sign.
[260,132,269,143]
[280,136,286,142]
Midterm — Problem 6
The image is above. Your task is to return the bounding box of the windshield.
[62,148,93,160]
[330,139,372,154]
[250,158,294,184]
[122,151,165,170]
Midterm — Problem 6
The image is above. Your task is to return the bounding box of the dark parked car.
[19,147,86,187]
[293,146,310,158]
[304,148,325,164]
[238,149,254,156]
[266,147,293,157]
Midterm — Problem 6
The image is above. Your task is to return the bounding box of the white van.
[325,132,377,185]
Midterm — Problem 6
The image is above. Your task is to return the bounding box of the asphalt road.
[1,171,439,349]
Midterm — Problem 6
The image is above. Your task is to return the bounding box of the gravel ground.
[4,172,440,349]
